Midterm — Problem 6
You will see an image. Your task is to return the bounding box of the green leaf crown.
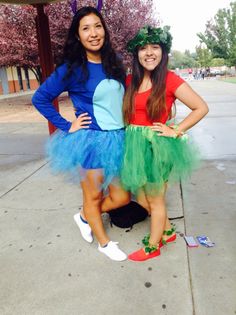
[127,25,173,53]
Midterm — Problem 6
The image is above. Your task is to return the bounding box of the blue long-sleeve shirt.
[32,62,125,132]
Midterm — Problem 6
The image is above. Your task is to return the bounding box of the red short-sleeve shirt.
[127,71,185,126]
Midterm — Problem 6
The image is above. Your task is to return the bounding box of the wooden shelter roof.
[0,0,60,4]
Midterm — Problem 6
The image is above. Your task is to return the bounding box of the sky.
[154,0,233,52]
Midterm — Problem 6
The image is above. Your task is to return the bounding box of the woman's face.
[138,44,162,72]
[78,13,105,55]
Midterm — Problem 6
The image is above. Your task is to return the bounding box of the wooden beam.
[0,0,61,4]
[0,0,64,134]
[35,3,58,134]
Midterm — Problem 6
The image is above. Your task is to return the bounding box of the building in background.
[0,66,39,95]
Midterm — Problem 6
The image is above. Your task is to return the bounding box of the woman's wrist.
[170,124,185,138]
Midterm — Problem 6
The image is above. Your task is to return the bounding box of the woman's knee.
[111,191,130,208]
[148,195,166,211]
[83,190,103,207]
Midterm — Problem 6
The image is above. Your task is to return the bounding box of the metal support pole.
[35,3,59,135]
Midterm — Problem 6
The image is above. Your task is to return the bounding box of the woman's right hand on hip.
[69,113,92,133]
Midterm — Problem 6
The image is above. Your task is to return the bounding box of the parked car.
[210,69,223,75]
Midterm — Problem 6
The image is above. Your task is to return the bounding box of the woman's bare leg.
[164,217,172,231]
[137,188,172,234]
[143,184,170,246]
[80,170,109,246]
[145,193,167,246]
[136,188,151,214]
[101,182,130,212]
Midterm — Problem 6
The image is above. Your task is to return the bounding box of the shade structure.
[0,0,64,134]
[0,0,60,4]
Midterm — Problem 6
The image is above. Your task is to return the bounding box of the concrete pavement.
[0,80,236,315]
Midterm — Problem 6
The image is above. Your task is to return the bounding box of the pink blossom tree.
[0,5,40,80]
[0,0,157,81]
[0,2,73,82]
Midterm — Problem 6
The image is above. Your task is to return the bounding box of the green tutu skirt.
[121,125,200,195]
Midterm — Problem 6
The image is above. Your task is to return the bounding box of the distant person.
[32,6,130,261]
[188,68,193,79]
[199,69,202,79]
[196,69,201,80]
[201,68,206,80]
[121,25,209,261]
[206,67,210,78]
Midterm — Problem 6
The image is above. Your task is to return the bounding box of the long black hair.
[58,6,125,84]
[123,44,169,123]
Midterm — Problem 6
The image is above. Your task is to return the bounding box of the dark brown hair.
[58,6,125,84]
[123,44,169,123]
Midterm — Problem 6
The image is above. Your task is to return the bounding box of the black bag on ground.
[108,201,148,230]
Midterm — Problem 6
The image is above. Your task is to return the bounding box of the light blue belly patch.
[93,79,125,130]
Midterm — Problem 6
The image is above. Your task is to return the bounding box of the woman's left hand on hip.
[150,123,177,138]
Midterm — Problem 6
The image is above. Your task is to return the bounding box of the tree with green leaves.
[195,46,212,67]
[169,50,197,69]
[197,1,236,67]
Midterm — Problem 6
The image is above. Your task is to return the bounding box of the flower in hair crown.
[127,25,172,53]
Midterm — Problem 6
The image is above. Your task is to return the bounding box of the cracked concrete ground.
[0,80,236,315]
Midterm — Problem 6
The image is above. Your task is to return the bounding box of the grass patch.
[219,77,236,84]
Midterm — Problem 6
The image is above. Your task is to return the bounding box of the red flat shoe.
[160,233,177,248]
[128,248,160,262]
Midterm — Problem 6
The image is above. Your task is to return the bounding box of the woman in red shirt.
[122,26,209,261]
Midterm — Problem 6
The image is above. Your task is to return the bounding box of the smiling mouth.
[89,40,100,45]
[145,58,156,62]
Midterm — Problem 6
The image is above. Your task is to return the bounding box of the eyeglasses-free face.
[138,44,162,72]
[78,13,105,57]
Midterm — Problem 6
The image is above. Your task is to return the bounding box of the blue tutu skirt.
[46,128,125,189]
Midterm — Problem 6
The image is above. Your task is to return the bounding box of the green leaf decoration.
[144,243,157,253]
[163,227,175,235]
[142,233,150,246]
[127,25,173,53]
[146,248,150,253]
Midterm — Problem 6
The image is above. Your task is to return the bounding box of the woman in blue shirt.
[32,6,129,261]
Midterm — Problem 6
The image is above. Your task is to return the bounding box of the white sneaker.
[98,241,127,261]
[73,213,93,243]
